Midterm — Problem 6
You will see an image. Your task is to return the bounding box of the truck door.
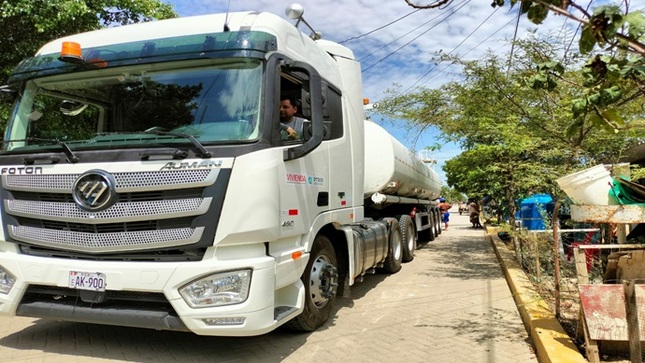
[275,65,330,239]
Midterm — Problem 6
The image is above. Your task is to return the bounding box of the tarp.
[609,177,645,205]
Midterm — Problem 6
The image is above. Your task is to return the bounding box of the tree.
[379,37,643,225]
[403,0,645,132]
[0,0,177,86]
[440,185,467,203]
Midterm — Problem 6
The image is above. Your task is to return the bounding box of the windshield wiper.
[143,130,212,158]
[6,138,79,164]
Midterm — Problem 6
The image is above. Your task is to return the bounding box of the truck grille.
[1,168,226,260]
[4,169,214,191]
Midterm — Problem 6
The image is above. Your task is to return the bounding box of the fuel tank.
[364,120,442,200]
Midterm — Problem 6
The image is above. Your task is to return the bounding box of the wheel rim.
[405,223,415,252]
[309,255,338,308]
[392,230,402,260]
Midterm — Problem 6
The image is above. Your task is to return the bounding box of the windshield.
[3,59,263,152]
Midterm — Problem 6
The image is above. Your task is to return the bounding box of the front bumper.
[0,251,305,336]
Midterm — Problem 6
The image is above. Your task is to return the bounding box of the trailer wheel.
[287,235,339,332]
[379,218,402,273]
[399,215,416,262]
[434,208,442,236]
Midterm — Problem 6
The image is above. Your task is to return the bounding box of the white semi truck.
[0,4,442,336]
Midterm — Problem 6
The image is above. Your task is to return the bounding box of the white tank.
[364,121,442,200]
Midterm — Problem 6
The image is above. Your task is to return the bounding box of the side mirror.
[60,100,88,116]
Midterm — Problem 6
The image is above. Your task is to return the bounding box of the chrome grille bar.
[3,169,219,193]
[8,226,204,253]
[5,198,212,223]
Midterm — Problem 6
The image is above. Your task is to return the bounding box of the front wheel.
[286,235,339,332]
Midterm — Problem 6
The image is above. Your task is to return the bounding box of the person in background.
[279,96,306,140]
[468,199,482,228]
[438,197,452,230]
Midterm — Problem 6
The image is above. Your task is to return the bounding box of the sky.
[161,0,601,184]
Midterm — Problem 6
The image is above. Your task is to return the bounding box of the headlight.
[0,266,16,294]
[180,269,252,308]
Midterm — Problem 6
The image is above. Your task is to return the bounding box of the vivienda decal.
[286,173,307,184]
[286,173,325,185]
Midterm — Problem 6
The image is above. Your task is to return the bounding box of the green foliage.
[580,6,625,54]
[491,2,645,134]
[526,60,564,90]
[440,185,466,203]
[624,11,645,39]
[528,53,643,134]
[633,166,645,182]
[526,2,549,24]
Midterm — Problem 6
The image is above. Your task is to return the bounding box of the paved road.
[0,209,536,362]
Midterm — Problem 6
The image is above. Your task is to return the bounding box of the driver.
[279,96,306,140]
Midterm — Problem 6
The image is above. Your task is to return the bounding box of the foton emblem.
[72,170,118,212]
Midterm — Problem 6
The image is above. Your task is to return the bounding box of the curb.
[487,229,588,363]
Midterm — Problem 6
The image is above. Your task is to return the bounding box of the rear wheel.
[287,235,339,331]
[380,218,402,273]
[434,209,442,236]
[399,215,416,262]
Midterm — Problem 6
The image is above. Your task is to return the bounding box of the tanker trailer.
[363,120,443,261]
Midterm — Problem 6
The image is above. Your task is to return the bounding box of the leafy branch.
[404,0,645,134]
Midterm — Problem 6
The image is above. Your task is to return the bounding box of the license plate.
[69,271,106,291]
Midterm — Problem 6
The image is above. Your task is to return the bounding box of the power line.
[405,6,501,92]
[562,0,594,61]
[339,9,422,44]
[462,16,518,58]
[429,16,519,85]
[362,0,472,73]
[359,0,470,62]
[506,6,522,72]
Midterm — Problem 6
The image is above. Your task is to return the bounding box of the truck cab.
[0,6,439,337]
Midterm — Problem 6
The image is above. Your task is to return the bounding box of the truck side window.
[300,82,343,141]
[279,75,343,142]
[323,86,342,140]
[279,73,307,144]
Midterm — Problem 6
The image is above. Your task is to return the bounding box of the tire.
[399,215,416,262]
[428,210,436,241]
[379,218,402,273]
[435,209,442,236]
[287,235,339,332]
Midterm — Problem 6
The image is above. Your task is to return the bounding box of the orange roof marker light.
[59,41,84,64]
